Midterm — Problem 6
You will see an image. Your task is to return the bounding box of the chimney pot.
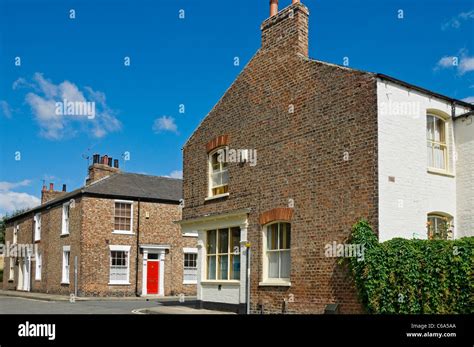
[102,155,109,165]
[108,157,113,167]
[93,154,100,164]
[113,159,119,168]
[270,0,278,17]
[62,184,67,192]
[292,0,300,3]
[49,183,54,191]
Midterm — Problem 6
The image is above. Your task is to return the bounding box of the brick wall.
[182,3,378,313]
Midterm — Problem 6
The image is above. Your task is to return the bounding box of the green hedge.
[346,220,473,314]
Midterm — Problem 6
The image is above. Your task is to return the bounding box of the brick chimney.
[261,1,309,57]
[41,182,67,204]
[85,153,120,186]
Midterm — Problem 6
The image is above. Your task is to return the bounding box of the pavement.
[0,290,233,314]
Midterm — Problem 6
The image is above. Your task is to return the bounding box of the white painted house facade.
[377,76,474,241]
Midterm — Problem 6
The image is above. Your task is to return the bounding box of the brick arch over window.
[206,135,230,153]
[259,208,294,225]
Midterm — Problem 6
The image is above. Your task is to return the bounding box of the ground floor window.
[35,250,42,281]
[427,214,453,240]
[8,258,15,281]
[206,227,240,280]
[109,245,131,284]
[183,249,198,284]
[62,247,70,284]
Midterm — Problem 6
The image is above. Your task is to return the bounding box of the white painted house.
[377,75,473,241]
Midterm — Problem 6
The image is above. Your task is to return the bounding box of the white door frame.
[140,245,168,296]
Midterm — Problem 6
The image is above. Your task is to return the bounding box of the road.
[0,296,162,314]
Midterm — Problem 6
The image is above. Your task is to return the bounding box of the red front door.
[147,261,159,294]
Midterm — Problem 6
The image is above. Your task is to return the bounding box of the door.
[146,261,159,295]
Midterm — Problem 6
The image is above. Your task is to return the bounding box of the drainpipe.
[135,199,141,297]
[246,244,251,314]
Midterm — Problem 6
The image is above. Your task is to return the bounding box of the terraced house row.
[3,155,197,297]
[2,0,473,314]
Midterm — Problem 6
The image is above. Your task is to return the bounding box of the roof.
[5,173,182,223]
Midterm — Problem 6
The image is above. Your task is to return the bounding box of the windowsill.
[8,280,14,283]
[35,279,41,282]
[61,282,70,285]
[112,230,135,235]
[108,282,131,286]
[183,280,197,285]
[34,239,41,243]
[182,232,198,237]
[427,168,455,177]
[259,280,291,287]
[205,193,230,201]
[201,280,240,286]
[60,233,70,237]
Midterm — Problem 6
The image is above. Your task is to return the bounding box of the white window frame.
[61,246,70,284]
[34,213,41,241]
[61,202,70,235]
[208,148,229,198]
[205,228,241,281]
[113,200,134,235]
[109,245,131,285]
[261,222,291,286]
[426,113,449,173]
[8,258,15,281]
[35,249,42,281]
[427,213,453,240]
[183,248,198,284]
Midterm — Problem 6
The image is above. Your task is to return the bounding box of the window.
[35,250,42,281]
[8,258,14,281]
[206,227,240,280]
[427,114,448,171]
[13,223,18,244]
[34,213,41,241]
[183,249,198,284]
[109,245,131,284]
[427,214,453,240]
[114,201,133,233]
[264,222,291,282]
[62,247,70,284]
[209,150,229,197]
[61,202,70,235]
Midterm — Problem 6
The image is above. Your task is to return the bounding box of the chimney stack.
[86,153,121,186]
[41,182,67,204]
[262,1,309,57]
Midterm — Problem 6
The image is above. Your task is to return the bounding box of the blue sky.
[0,0,473,216]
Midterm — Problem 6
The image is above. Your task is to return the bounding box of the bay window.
[206,227,240,280]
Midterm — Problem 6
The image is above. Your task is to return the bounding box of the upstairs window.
[34,213,41,241]
[209,150,229,197]
[62,202,70,235]
[427,114,448,171]
[114,201,133,233]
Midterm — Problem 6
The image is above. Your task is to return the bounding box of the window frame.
[34,213,41,241]
[108,245,131,285]
[183,248,198,284]
[426,113,449,173]
[427,213,453,240]
[208,148,229,198]
[8,257,15,281]
[35,249,42,281]
[261,222,291,286]
[205,227,240,282]
[61,246,70,284]
[61,202,70,236]
[113,200,134,234]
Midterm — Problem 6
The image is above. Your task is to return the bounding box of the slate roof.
[5,173,182,222]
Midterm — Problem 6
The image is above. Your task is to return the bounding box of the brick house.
[2,154,197,297]
[178,1,474,313]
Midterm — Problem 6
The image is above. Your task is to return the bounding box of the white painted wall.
[454,115,474,237]
[377,79,472,241]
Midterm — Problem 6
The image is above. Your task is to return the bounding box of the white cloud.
[0,100,12,118]
[462,96,474,104]
[442,10,474,30]
[152,116,178,134]
[15,73,121,140]
[167,170,183,179]
[435,51,474,75]
[0,180,40,216]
